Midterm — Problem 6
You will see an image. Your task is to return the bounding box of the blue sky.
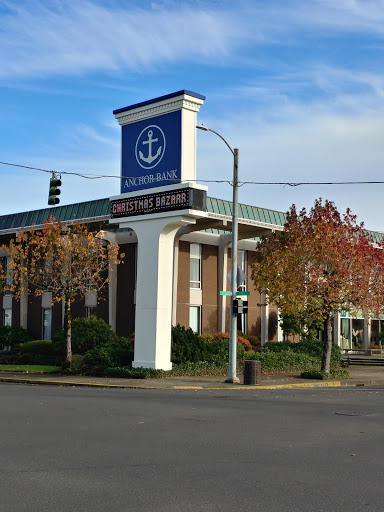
[1,0,384,230]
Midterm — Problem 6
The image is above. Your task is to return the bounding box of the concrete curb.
[1,376,382,390]
[0,377,161,389]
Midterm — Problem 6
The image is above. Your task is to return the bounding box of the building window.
[3,308,12,327]
[42,308,52,340]
[238,250,247,290]
[190,243,201,289]
[237,250,247,334]
[189,306,201,335]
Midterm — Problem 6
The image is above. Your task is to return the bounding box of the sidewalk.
[0,366,383,390]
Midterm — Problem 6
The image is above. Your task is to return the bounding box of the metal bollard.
[243,360,261,385]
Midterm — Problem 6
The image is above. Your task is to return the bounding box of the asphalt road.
[1,383,384,512]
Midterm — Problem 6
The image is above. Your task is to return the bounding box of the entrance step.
[343,357,384,366]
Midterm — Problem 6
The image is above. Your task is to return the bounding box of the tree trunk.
[64,296,72,367]
[321,314,333,373]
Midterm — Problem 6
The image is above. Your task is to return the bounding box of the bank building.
[0,91,381,369]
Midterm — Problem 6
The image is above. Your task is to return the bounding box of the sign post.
[110,91,206,370]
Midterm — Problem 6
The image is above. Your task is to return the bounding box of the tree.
[251,199,384,373]
[2,217,124,366]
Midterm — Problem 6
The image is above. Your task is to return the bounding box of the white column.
[172,236,180,326]
[20,289,28,329]
[260,291,269,346]
[333,312,341,347]
[277,310,284,342]
[108,260,118,332]
[363,317,371,349]
[119,214,196,370]
[20,256,28,329]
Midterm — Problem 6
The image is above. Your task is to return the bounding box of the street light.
[196,124,240,383]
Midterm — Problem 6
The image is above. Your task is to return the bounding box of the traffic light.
[48,173,62,205]
[232,298,244,315]
[233,298,248,315]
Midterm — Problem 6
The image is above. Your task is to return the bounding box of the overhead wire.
[1,160,384,187]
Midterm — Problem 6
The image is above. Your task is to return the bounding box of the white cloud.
[75,124,120,148]
[0,0,248,78]
[2,0,384,80]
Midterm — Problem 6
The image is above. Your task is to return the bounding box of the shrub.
[263,339,342,367]
[53,316,129,355]
[103,366,165,379]
[301,369,349,380]
[169,361,229,376]
[18,340,60,365]
[171,325,208,364]
[81,339,131,366]
[66,354,85,374]
[263,341,294,352]
[246,350,320,372]
[83,346,115,368]
[104,362,232,379]
[329,368,350,379]
[171,325,247,365]
[19,340,55,355]
[247,335,261,351]
[199,333,215,342]
[0,325,32,350]
[211,331,252,351]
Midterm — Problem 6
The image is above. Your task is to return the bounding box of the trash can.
[243,360,261,385]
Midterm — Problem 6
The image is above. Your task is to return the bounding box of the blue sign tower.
[113,90,205,194]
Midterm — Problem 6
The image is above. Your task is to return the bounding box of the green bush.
[82,339,133,369]
[19,340,55,355]
[66,354,85,374]
[103,366,165,379]
[329,368,349,379]
[18,340,60,365]
[263,341,293,352]
[301,369,350,380]
[83,345,114,368]
[169,361,229,376]
[171,325,206,364]
[263,340,342,367]
[53,316,129,355]
[0,325,32,350]
[104,362,232,379]
[246,350,320,372]
[171,324,246,365]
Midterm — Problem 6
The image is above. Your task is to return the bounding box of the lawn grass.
[0,365,61,373]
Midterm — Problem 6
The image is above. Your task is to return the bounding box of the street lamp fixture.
[196,124,240,384]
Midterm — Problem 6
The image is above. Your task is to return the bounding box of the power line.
[1,160,384,187]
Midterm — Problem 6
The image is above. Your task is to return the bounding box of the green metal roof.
[0,196,382,243]
[0,199,110,233]
[206,197,287,226]
[0,196,288,234]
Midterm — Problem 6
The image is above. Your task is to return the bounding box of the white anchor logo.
[135,125,166,169]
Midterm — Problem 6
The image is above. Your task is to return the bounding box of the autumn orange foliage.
[2,217,124,365]
[252,199,384,372]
